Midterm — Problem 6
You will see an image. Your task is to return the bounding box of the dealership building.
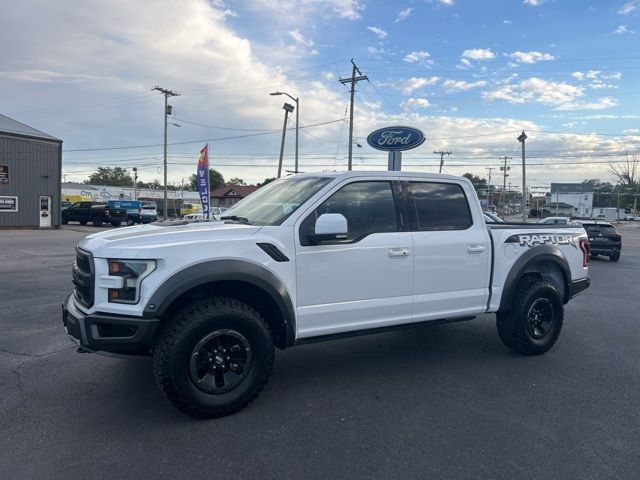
[0,114,62,228]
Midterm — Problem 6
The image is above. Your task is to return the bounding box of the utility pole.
[517,131,528,222]
[434,150,452,174]
[486,167,495,209]
[132,167,138,200]
[277,103,295,178]
[499,156,511,215]
[153,86,180,220]
[339,59,368,171]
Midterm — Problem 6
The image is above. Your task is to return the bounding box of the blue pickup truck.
[108,200,158,225]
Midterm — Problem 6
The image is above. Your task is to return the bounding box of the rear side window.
[408,182,472,231]
[300,181,398,243]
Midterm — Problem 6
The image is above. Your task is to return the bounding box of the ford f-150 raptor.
[62,171,591,417]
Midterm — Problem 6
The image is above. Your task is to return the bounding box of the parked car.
[483,211,503,223]
[537,217,577,225]
[63,171,590,418]
[183,207,227,222]
[61,201,127,227]
[140,201,158,223]
[576,221,622,262]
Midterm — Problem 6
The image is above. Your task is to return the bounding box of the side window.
[300,181,398,244]
[408,182,472,231]
[71,203,80,209]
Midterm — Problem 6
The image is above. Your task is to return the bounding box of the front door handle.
[389,248,411,258]
[467,245,486,254]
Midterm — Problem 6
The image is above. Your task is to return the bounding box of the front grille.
[73,248,95,308]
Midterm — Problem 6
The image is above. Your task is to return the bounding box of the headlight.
[107,259,156,304]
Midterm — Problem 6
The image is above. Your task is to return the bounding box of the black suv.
[580,221,622,262]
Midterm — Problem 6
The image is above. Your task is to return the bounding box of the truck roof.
[293,170,467,182]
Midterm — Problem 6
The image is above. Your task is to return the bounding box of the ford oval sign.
[366,126,426,151]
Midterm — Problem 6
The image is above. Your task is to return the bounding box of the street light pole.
[517,130,528,223]
[277,103,295,178]
[271,92,299,173]
[132,167,138,200]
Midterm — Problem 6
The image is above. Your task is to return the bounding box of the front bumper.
[62,294,159,356]
[569,277,591,299]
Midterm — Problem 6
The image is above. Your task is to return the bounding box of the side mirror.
[308,213,348,244]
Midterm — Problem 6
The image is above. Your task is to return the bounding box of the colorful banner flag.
[197,144,210,220]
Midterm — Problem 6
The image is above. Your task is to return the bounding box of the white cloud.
[618,1,638,15]
[0,70,101,83]
[622,128,640,134]
[509,51,555,64]
[442,79,487,91]
[367,26,387,38]
[426,0,454,5]
[461,48,496,61]
[395,7,413,22]
[250,0,364,20]
[523,0,543,5]
[588,80,617,89]
[573,70,623,84]
[482,77,617,110]
[403,51,433,66]
[289,29,313,47]
[399,76,440,94]
[613,25,634,34]
[400,98,431,109]
[503,19,512,25]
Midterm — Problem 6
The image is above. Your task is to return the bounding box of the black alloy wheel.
[189,329,253,394]
[526,298,554,340]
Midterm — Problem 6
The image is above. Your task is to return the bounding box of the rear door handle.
[389,248,411,258]
[467,245,486,254]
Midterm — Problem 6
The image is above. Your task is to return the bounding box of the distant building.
[548,182,594,218]
[211,185,261,208]
[0,114,62,229]
[541,202,576,217]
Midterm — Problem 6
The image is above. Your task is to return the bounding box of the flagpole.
[207,142,210,220]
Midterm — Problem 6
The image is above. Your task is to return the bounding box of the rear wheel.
[92,217,102,227]
[497,277,564,355]
[126,217,135,226]
[153,297,274,418]
[610,252,620,262]
[79,220,87,225]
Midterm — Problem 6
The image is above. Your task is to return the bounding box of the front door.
[39,196,52,228]
[295,180,413,339]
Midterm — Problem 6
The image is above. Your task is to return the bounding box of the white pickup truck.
[63,171,591,417]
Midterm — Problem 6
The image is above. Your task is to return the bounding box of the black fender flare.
[499,245,571,312]
[143,260,296,347]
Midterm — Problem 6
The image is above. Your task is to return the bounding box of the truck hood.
[78,221,263,258]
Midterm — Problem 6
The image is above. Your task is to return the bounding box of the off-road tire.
[610,252,620,262]
[92,217,102,227]
[153,297,275,418]
[496,277,564,355]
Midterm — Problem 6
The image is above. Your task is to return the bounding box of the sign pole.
[388,151,402,171]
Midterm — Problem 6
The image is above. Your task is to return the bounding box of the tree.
[463,172,488,192]
[189,168,225,191]
[85,167,133,186]
[260,177,276,186]
[610,155,638,188]
[226,177,246,186]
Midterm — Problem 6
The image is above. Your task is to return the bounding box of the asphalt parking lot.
[1,223,639,479]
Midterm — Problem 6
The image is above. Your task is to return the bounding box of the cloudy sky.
[2,0,640,189]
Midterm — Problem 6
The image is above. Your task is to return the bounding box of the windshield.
[221,176,333,226]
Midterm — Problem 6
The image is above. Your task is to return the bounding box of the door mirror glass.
[309,213,348,243]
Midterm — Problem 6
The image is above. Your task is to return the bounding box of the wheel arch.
[499,245,571,312]
[143,260,295,349]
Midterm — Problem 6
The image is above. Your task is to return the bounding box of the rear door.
[295,180,413,338]
[407,180,491,320]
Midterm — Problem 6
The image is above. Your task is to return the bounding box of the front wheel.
[126,217,135,226]
[497,277,564,355]
[610,252,620,262]
[153,297,274,418]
